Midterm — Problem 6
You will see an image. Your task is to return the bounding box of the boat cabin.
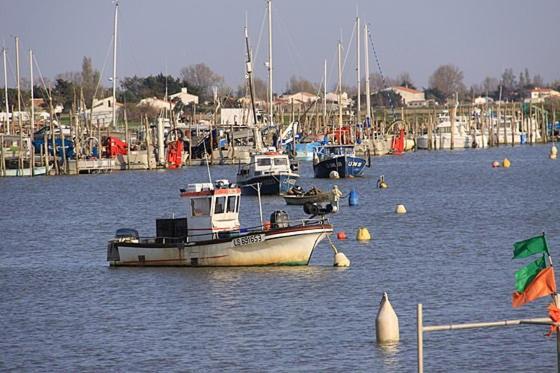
[180,179,240,241]
[237,153,293,179]
[315,144,355,160]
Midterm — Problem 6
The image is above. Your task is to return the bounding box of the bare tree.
[180,63,226,101]
[81,56,101,105]
[482,76,499,95]
[395,72,416,89]
[285,75,317,94]
[428,64,465,99]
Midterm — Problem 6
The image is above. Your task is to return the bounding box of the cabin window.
[215,197,226,214]
[227,196,237,213]
[257,158,271,166]
[191,198,211,216]
[273,158,288,166]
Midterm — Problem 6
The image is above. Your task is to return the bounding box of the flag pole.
[543,231,560,373]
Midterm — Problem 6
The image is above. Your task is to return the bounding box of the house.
[473,96,494,105]
[83,96,123,127]
[138,97,172,111]
[279,92,319,105]
[529,87,560,103]
[381,86,425,106]
[170,87,199,105]
[325,92,352,108]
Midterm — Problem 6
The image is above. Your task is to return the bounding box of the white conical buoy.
[376,292,400,344]
[395,204,407,214]
[551,144,558,160]
[334,252,350,267]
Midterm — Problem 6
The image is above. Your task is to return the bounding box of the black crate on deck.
[156,218,188,239]
[270,211,289,229]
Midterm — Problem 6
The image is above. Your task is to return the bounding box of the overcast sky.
[1,0,559,93]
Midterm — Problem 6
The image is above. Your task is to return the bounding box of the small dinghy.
[282,186,331,205]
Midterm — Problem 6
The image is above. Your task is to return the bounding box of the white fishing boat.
[107,179,333,267]
[416,114,476,150]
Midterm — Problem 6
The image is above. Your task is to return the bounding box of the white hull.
[109,225,332,267]
[2,165,48,177]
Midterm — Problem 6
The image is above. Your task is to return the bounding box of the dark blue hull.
[238,174,299,195]
[313,155,367,178]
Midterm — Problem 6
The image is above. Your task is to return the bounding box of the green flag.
[514,255,547,292]
[512,235,549,259]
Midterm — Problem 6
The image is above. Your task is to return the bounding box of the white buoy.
[376,292,400,344]
[329,170,340,179]
[395,204,407,214]
[334,252,350,267]
[550,144,558,160]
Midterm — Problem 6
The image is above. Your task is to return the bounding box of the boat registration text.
[232,234,266,247]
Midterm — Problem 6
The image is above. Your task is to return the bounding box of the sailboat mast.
[323,59,327,125]
[244,26,258,126]
[30,49,34,176]
[355,16,360,125]
[111,1,119,130]
[364,24,371,124]
[337,41,342,144]
[267,0,273,125]
[3,48,10,135]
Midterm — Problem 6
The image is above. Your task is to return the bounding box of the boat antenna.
[202,138,212,184]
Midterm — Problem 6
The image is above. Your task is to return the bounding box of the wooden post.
[427,114,433,151]
[144,116,152,170]
[417,303,424,373]
[0,134,4,176]
[511,105,515,147]
[450,103,456,150]
[124,107,130,170]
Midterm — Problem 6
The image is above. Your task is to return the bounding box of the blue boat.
[236,152,300,195]
[312,145,370,178]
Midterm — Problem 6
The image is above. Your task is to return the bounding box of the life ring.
[264,151,278,156]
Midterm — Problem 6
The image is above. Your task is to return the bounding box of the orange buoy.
[263,221,271,231]
[337,231,347,240]
[492,161,500,168]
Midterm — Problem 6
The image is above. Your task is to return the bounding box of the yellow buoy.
[395,204,407,214]
[356,227,371,241]
[502,158,511,168]
[376,292,400,344]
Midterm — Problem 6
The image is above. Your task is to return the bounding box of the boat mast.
[355,15,361,125]
[15,37,23,173]
[111,1,119,130]
[3,48,10,135]
[323,59,327,127]
[267,0,273,126]
[245,23,263,152]
[337,40,342,145]
[29,49,34,176]
[364,24,371,128]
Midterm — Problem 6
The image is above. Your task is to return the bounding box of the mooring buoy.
[329,170,340,179]
[337,231,347,240]
[395,204,407,214]
[502,158,511,168]
[356,227,371,241]
[376,292,400,344]
[550,144,557,160]
[349,189,359,206]
[334,252,350,267]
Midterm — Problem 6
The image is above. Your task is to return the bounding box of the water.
[1,145,559,372]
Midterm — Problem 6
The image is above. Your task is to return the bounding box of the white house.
[83,96,123,127]
[280,92,319,104]
[325,91,352,108]
[383,86,425,106]
[170,87,199,105]
[138,97,172,111]
[474,96,494,105]
[528,87,560,103]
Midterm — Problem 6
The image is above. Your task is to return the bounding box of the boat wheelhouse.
[312,144,369,178]
[236,152,299,195]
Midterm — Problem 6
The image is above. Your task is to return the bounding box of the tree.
[81,56,101,105]
[481,76,499,97]
[120,74,182,103]
[424,88,446,105]
[236,77,267,100]
[366,72,396,92]
[428,64,465,99]
[395,72,416,90]
[180,63,225,101]
[285,75,317,94]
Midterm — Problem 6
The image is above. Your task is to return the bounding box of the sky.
[1,0,559,93]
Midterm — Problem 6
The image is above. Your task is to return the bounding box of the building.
[325,92,352,108]
[83,96,123,127]
[383,86,426,106]
[279,92,319,105]
[170,87,199,105]
[138,97,172,111]
[529,87,560,103]
[473,96,494,105]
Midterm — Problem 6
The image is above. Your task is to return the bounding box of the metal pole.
[267,0,273,126]
[257,182,263,227]
[355,16,360,125]
[3,48,10,135]
[111,1,119,130]
[417,303,423,373]
[364,24,371,127]
[29,49,34,176]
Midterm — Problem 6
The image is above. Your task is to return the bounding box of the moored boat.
[107,179,333,267]
[313,144,369,178]
[236,152,299,195]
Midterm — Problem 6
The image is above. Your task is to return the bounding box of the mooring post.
[417,303,423,373]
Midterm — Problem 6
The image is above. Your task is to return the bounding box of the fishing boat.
[107,179,333,267]
[236,152,299,195]
[313,144,369,178]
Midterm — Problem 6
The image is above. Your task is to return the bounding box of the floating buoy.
[376,292,400,344]
[337,231,347,240]
[379,181,388,189]
[492,160,500,168]
[356,227,371,241]
[348,189,359,206]
[550,144,558,160]
[334,252,350,267]
[329,170,340,179]
[502,158,511,168]
[395,204,407,214]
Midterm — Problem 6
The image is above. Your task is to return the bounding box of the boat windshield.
[215,197,226,214]
[191,197,211,216]
[273,158,288,166]
[326,146,353,156]
[257,158,272,166]
[227,196,237,213]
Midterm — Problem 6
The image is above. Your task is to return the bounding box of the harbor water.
[1,145,559,371]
